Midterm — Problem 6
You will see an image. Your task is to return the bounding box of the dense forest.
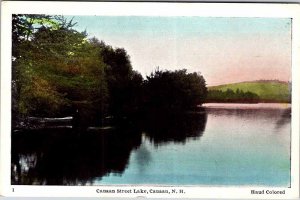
[12,15,207,127]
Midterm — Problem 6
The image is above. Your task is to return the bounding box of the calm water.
[11,103,291,186]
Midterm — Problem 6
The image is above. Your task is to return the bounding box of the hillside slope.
[208,80,291,103]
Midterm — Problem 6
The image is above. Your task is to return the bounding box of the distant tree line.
[12,15,207,127]
[206,89,260,103]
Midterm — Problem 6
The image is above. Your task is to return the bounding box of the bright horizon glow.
[69,16,291,86]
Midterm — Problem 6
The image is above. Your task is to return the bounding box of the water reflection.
[11,111,207,185]
[12,105,291,186]
[275,108,291,130]
[142,112,207,145]
[96,105,290,186]
[134,143,152,174]
[11,128,142,185]
[205,106,290,120]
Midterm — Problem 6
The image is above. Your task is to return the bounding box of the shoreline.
[203,102,291,110]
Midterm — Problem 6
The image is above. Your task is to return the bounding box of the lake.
[11,103,291,186]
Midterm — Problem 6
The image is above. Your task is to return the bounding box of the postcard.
[0,1,299,198]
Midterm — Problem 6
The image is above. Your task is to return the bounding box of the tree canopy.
[12,14,208,128]
[12,15,108,125]
[144,69,207,112]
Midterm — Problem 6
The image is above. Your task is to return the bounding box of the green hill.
[208,80,291,103]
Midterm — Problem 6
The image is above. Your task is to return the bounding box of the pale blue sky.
[72,16,290,37]
[69,16,291,86]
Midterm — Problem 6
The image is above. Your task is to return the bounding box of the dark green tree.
[12,14,60,120]
[90,38,144,119]
[144,69,207,112]
[12,15,108,125]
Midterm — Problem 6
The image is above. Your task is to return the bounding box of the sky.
[70,16,291,86]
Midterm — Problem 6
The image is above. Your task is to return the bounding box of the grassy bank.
[208,80,291,103]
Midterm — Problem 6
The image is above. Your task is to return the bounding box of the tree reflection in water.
[275,108,291,131]
[12,127,142,185]
[142,111,207,145]
[11,111,208,185]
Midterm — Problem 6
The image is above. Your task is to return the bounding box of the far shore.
[202,102,291,109]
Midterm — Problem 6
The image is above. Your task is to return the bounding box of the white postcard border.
[1,1,299,198]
